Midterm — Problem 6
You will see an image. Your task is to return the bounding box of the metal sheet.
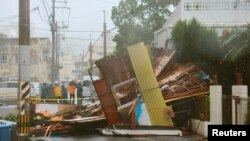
[93,79,122,124]
[127,42,173,126]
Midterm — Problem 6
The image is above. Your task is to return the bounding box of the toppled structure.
[90,42,209,130]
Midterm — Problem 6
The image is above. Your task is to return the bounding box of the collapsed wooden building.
[89,43,210,135]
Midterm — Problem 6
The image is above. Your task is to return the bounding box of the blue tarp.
[135,97,142,124]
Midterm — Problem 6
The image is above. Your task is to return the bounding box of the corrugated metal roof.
[127,42,173,126]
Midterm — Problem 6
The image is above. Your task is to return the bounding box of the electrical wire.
[36,6,50,24]
[63,37,97,41]
[41,0,52,24]
[96,0,119,5]
[70,10,102,19]
[0,7,40,23]
[82,32,103,60]
[61,30,102,33]
[44,0,52,16]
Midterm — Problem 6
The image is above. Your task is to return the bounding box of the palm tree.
[222,25,250,63]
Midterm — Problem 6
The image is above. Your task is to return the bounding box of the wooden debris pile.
[150,48,210,101]
[30,101,106,136]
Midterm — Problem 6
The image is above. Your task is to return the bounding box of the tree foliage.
[112,0,179,52]
[171,18,221,71]
[113,24,151,51]
[221,24,250,95]
[222,25,250,63]
[172,19,250,95]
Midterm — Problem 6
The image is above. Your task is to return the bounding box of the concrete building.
[59,53,77,82]
[154,0,250,48]
[0,37,51,82]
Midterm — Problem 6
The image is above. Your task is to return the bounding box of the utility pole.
[18,0,30,140]
[103,10,107,57]
[56,32,60,81]
[89,35,93,68]
[51,0,56,84]
[50,0,68,83]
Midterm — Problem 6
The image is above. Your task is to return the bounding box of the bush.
[4,114,17,122]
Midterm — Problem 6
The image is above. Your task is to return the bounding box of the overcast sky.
[0,0,119,55]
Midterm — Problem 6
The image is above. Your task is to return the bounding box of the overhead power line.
[62,37,98,41]
[83,32,103,60]
[61,30,102,33]
[41,0,52,24]
[0,6,39,23]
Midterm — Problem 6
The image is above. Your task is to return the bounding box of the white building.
[154,0,250,48]
[59,53,77,81]
[0,37,51,82]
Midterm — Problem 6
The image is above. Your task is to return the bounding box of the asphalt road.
[30,131,207,141]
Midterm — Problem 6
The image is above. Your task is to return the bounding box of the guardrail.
[0,95,18,105]
[0,95,17,100]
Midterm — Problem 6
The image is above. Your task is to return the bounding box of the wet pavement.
[30,131,207,141]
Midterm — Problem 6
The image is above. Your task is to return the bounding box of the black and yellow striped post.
[18,114,29,135]
[17,81,31,139]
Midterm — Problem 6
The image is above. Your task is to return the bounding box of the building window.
[193,2,200,10]
[0,46,8,64]
[13,54,19,64]
[184,3,192,11]
[200,2,205,10]
[0,54,8,64]
[184,1,250,11]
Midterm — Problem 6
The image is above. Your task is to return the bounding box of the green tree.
[112,0,179,52]
[171,18,221,72]
[221,25,250,124]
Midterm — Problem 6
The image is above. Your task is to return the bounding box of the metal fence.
[222,95,232,124]
[232,96,250,125]
[222,95,250,125]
